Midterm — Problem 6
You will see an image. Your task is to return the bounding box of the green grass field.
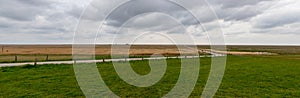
[0,55,300,97]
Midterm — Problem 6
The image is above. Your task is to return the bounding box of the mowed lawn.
[0,55,300,97]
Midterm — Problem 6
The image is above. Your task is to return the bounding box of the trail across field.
[0,48,276,67]
[0,55,226,67]
[0,45,278,67]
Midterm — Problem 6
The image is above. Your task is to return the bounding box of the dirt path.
[201,49,277,55]
[0,47,276,67]
[0,55,225,67]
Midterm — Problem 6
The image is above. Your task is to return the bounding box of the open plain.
[0,45,300,97]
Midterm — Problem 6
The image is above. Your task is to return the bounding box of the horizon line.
[0,43,299,46]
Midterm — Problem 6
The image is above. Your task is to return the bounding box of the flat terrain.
[0,55,300,97]
[0,45,201,63]
[1,45,298,63]
[0,45,299,97]
[0,45,200,55]
[1,45,299,55]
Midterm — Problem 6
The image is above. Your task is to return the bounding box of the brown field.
[0,45,299,63]
[1,45,299,55]
[0,45,202,63]
[0,45,201,55]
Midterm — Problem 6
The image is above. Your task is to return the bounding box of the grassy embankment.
[0,55,300,97]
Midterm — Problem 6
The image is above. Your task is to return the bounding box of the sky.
[0,0,299,45]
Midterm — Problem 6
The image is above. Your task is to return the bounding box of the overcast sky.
[0,0,299,45]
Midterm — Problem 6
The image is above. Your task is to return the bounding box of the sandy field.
[0,45,298,63]
[1,45,298,55]
[0,45,203,55]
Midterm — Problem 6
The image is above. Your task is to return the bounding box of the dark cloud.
[104,0,198,28]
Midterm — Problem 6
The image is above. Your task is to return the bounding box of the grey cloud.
[0,0,299,45]
[88,0,203,38]
[166,26,186,34]
[209,0,273,8]
[0,1,53,21]
[0,0,79,44]
[214,0,278,22]
[16,0,53,6]
[125,13,180,31]
[252,9,300,29]
[113,12,191,35]
[0,21,10,28]
[251,23,300,34]
[104,0,198,28]
[68,5,84,18]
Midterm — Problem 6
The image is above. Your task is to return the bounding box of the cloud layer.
[0,0,299,45]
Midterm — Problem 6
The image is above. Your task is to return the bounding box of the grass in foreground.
[0,55,300,97]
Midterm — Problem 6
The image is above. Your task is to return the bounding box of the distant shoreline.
[0,44,299,47]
